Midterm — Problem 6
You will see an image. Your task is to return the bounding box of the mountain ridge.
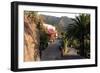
[40,14,74,31]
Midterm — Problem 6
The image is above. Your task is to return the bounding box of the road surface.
[41,39,83,61]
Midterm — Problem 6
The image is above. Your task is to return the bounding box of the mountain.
[40,14,60,25]
[40,14,74,31]
[58,16,74,31]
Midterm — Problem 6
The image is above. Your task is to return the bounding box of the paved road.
[41,39,83,61]
[41,40,61,60]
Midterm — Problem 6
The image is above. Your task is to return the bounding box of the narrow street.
[41,39,83,61]
[41,39,61,60]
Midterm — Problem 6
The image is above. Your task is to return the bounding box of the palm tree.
[66,14,90,57]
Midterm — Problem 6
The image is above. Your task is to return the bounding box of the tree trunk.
[79,30,84,57]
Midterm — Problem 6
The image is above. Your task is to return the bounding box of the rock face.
[24,12,40,62]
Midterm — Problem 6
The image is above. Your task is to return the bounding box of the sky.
[38,11,80,18]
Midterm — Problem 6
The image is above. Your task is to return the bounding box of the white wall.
[0,0,99,73]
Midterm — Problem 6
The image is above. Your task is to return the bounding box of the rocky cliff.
[24,11,40,62]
